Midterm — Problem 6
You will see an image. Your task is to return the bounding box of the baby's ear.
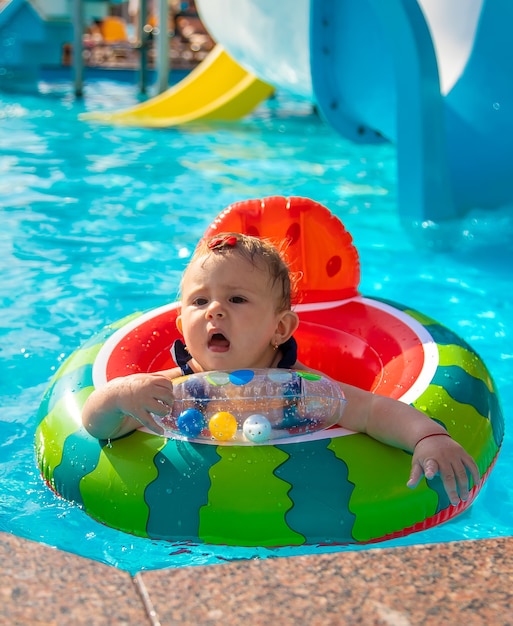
[275,310,299,344]
[176,314,183,335]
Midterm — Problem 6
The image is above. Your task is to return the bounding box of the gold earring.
[272,341,279,351]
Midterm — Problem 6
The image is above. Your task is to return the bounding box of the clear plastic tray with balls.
[153,369,346,445]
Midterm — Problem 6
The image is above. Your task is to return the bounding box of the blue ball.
[177,408,206,438]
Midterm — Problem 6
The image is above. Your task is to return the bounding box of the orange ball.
[209,411,238,441]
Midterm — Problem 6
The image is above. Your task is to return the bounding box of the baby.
[83,232,479,505]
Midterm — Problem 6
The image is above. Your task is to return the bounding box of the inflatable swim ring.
[35,196,504,547]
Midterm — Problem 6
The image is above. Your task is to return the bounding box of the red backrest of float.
[204,196,360,304]
[295,319,384,391]
[104,301,424,399]
[104,306,385,393]
[105,309,180,380]
[299,301,425,399]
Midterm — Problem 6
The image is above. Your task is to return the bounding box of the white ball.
[243,414,272,443]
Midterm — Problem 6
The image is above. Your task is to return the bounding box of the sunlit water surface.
[1,78,512,573]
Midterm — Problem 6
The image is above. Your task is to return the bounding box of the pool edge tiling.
[2,532,513,625]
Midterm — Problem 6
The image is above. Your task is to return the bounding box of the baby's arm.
[339,382,480,505]
[82,368,180,440]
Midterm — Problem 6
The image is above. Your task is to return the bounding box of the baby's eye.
[193,297,208,306]
[230,296,247,304]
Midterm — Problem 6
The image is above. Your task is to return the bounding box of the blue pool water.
[1,79,512,574]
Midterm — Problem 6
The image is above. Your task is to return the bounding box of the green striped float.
[35,296,503,546]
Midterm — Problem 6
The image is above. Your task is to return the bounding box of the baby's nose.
[207,301,224,318]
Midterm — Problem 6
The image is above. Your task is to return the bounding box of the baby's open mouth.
[208,333,230,350]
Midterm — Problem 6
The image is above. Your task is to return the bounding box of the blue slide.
[0,0,73,90]
[197,0,513,225]
[5,0,513,228]
[310,0,513,225]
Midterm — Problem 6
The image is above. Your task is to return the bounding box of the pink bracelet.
[414,432,451,447]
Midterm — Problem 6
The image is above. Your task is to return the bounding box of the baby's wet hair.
[187,232,296,311]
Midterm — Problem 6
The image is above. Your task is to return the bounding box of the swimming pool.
[1,79,511,574]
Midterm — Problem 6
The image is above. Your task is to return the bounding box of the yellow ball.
[209,411,238,441]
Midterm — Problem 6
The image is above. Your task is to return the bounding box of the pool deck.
[2,532,512,625]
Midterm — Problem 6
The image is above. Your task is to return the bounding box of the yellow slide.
[80,45,274,127]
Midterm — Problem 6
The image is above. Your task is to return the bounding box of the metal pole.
[138,0,149,94]
[72,0,84,96]
[156,0,169,94]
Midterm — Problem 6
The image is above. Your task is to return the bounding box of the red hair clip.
[208,235,238,250]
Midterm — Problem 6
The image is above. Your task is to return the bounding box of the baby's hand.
[407,434,480,505]
[111,373,175,434]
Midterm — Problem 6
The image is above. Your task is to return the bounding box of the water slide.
[196,0,513,224]
[0,1,272,123]
[0,0,73,90]
[5,0,512,224]
[80,44,274,127]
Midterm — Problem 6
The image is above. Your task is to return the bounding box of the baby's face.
[178,253,285,371]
